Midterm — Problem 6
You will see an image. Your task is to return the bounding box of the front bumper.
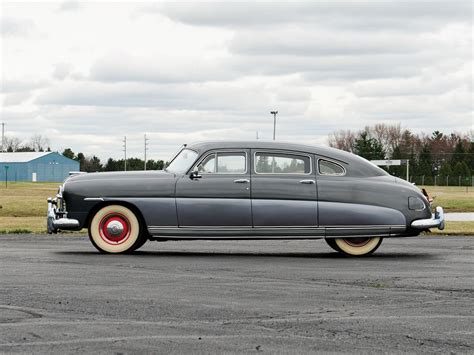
[411,206,445,230]
[47,196,80,234]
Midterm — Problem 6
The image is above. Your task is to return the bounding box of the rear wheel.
[88,205,145,254]
[333,237,383,256]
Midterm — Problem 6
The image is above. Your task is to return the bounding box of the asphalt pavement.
[1,235,473,353]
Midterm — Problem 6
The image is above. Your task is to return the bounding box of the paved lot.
[0,235,473,353]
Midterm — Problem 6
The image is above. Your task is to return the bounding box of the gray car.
[47,141,444,256]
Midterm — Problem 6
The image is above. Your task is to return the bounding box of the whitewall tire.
[334,237,383,256]
[89,205,142,254]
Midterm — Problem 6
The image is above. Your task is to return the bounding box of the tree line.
[2,134,51,152]
[61,148,165,172]
[328,124,474,184]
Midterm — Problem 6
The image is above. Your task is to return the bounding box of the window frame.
[317,158,347,176]
[253,150,313,175]
[192,150,248,175]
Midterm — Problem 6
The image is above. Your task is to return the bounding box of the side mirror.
[189,171,202,180]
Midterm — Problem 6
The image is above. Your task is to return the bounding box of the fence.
[409,175,474,186]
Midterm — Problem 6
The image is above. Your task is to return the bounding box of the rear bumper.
[411,206,445,230]
[47,197,80,234]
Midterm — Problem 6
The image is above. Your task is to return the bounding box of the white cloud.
[0,0,472,162]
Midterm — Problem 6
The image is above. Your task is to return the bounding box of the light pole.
[270,111,278,140]
[123,136,127,171]
[144,133,149,170]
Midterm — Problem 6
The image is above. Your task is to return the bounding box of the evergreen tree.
[354,131,385,160]
[62,148,75,160]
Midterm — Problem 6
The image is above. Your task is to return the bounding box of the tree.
[62,148,76,160]
[29,134,50,152]
[416,144,433,177]
[75,153,86,171]
[451,140,466,166]
[354,131,385,160]
[3,136,22,152]
[438,161,452,177]
[468,142,474,174]
[328,130,357,152]
[452,161,470,177]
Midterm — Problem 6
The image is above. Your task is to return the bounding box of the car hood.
[65,170,173,183]
[63,170,177,199]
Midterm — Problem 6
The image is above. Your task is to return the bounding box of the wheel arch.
[86,200,150,238]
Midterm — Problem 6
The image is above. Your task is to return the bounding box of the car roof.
[186,140,355,163]
[185,140,389,177]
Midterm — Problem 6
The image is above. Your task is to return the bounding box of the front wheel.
[88,205,144,254]
[328,237,383,256]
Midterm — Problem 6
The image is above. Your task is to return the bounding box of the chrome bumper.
[411,206,445,230]
[47,197,80,234]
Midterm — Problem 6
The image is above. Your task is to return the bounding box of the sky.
[1,0,473,161]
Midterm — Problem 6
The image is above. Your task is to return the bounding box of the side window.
[217,153,246,173]
[319,159,345,176]
[255,152,311,174]
[197,154,216,173]
[197,152,246,174]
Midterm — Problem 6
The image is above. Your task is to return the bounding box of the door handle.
[299,179,315,184]
[234,179,250,184]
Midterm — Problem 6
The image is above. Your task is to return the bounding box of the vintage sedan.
[47,141,444,256]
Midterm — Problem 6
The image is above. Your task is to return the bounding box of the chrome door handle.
[299,179,315,184]
[234,179,250,183]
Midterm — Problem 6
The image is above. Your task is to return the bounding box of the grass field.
[0,182,473,234]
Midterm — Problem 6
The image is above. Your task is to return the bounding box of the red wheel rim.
[343,237,371,247]
[99,213,130,245]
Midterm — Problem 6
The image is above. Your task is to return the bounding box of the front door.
[175,150,252,227]
[251,150,318,227]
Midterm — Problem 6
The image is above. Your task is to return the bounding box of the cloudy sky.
[1,0,472,161]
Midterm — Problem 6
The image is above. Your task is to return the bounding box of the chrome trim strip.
[191,150,248,175]
[148,224,404,229]
[324,225,406,229]
[411,206,445,230]
[84,197,105,201]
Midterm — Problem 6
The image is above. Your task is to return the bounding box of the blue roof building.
[0,152,80,182]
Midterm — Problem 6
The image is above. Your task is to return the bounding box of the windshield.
[165,148,198,174]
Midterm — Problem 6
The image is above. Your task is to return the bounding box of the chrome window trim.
[168,147,200,174]
[317,158,347,176]
[192,150,248,175]
[253,150,313,175]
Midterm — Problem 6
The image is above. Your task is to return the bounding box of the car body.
[47,141,444,255]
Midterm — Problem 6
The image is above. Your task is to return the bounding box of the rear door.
[251,150,318,227]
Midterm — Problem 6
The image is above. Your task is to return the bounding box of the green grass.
[426,221,474,236]
[420,186,474,212]
[0,182,472,234]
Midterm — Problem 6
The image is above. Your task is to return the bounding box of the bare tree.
[327,130,357,152]
[3,136,22,152]
[29,134,50,152]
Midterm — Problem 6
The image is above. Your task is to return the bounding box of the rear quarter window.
[318,159,346,176]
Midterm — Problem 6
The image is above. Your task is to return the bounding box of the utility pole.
[256,131,259,140]
[144,133,149,170]
[270,111,278,140]
[1,122,5,152]
[123,136,127,171]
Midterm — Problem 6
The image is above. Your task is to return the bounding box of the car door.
[251,150,318,227]
[175,150,252,227]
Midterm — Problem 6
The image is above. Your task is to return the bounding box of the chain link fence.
[409,176,474,186]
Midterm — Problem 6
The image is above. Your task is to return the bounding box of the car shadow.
[54,250,435,260]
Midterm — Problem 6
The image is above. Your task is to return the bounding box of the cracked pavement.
[0,235,473,353]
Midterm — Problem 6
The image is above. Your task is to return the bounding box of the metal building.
[0,152,80,182]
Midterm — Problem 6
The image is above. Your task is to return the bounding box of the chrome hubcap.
[106,220,124,236]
